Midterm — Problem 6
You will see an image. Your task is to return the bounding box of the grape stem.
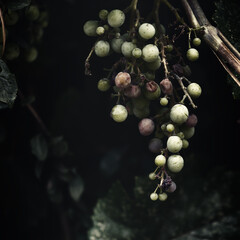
[0,8,6,56]
[160,43,169,78]
[172,73,197,109]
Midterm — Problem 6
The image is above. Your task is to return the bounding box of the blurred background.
[1,0,240,239]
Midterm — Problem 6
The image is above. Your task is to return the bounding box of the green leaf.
[6,0,31,10]
[0,59,18,107]
[30,134,48,161]
[69,175,84,202]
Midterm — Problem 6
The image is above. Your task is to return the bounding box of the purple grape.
[166,181,177,193]
[160,78,173,95]
[185,114,198,127]
[138,118,155,136]
[148,138,163,153]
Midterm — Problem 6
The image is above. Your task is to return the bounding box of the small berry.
[99,9,108,20]
[148,138,163,153]
[159,192,168,201]
[166,124,174,132]
[115,72,131,89]
[155,154,166,166]
[192,37,201,47]
[182,139,189,148]
[160,97,168,106]
[187,83,202,98]
[111,104,128,122]
[186,48,199,61]
[138,118,155,136]
[132,48,142,58]
[165,44,173,52]
[150,192,158,201]
[166,182,177,193]
[96,26,105,35]
[149,172,156,180]
[97,78,110,91]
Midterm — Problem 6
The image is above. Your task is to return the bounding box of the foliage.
[213,0,240,99]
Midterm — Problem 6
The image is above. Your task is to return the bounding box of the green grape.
[132,48,142,58]
[4,43,20,61]
[167,154,184,173]
[142,44,159,62]
[159,192,168,201]
[25,5,40,21]
[24,47,38,62]
[192,37,201,47]
[97,78,110,91]
[167,136,183,153]
[83,20,99,37]
[170,104,189,124]
[187,83,202,98]
[99,9,108,20]
[155,154,166,166]
[186,48,199,61]
[107,9,125,28]
[94,40,110,57]
[121,41,136,58]
[5,11,19,26]
[138,23,156,40]
[111,104,128,122]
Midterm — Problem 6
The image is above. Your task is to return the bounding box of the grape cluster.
[83,3,202,202]
[1,2,49,62]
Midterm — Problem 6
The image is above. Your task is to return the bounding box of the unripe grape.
[182,139,189,148]
[160,97,168,106]
[146,56,162,71]
[24,47,38,62]
[167,136,183,153]
[138,23,156,40]
[148,138,163,153]
[5,11,19,26]
[83,20,99,36]
[107,9,125,28]
[115,72,131,89]
[150,192,158,201]
[160,78,173,95]
[165,44,173,52]
[149,172,156,180]
[185,114,198,127]
[161,124,166,131]
[132,96,150,109]
[121,41,136,58]
[144,72,155,81]
[94,40,110,57]
[186,48,199,61]
[144,83,161,100]
[142,44,159,62]
[166,182,177,193]
[187,83,202,98]
[132,48,142,58]
[177,132,185,139]
[124,84,141,98]
[181,126,195,139]
[159,192,168,201]
[97,78,110,91]
[96,26,105,35]
[155,154,166,166]
[166,124,174,132]
[99,9,108,20]
[167,154,184,173]
[138,118,155,136]
[193,37,201,47]
[183,65,192,77]
[170,104,189,124]
[25,5,40,21]
[133,106,150,118]
[111,38,124,53]
[111,104,128,122]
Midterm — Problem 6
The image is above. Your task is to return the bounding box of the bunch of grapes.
[83,1,202,202]
[1,2,49,62]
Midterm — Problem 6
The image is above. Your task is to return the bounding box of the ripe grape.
[148,138,163,153]
[138,118,155,136]
[185,114,198,127]
[166,181,177,193]
[160,78,173,95]
[114,72,131,89]
[124,84,141,98]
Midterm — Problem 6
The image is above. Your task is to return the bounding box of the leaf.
[88,165,240,240]
[69,175,84,202]
[0,59,18,107]
[6,0,31,10]
[30,134,48,161]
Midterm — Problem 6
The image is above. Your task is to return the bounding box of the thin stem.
[162,0,188,27]
[0,8,6,56]
[173,74,197,108]
[160,43,169,78]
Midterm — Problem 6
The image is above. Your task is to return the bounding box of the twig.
[0,8,6,56]
[173,73,197,108]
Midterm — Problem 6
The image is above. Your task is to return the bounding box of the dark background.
[1,0,240,239]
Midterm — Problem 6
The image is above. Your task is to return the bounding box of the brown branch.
[181,0,240,87]
[0,8,6,56]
